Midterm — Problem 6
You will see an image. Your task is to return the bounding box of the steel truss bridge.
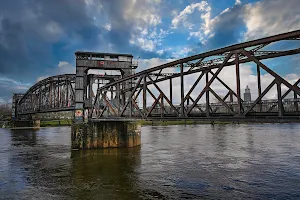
[14,30,300,121]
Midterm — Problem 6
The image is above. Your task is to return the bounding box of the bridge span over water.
[12,30,300,149]
[13,30,300,123]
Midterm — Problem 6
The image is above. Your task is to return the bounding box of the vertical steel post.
[143,75,147,113]
[117,83,120,113]
[66,80,69,107]
[50,81,52,108]
[83,74,87,104]
[161,96,164,117]
[89,76,93,103]
[59,78,61,107]
[206,71,210,117]
[294,91,299,112]
[170,78,173,104]
[110,86,113,100]
[54,82,56,108]
[180,63,184,117]
[31,93,33,111]
[277,82,283,116]
[236,53,242,114]
[129,78,132,117]
[257,64,262,112]
[38,86,41,111]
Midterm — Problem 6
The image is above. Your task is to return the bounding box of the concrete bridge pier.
[12,119,40,128]
[71,121,141,149]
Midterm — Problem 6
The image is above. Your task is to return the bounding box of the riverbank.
[40,119,72,127]
[40,119,262,127]
[0,120,71,128]
[3,118,300,129]
[139,120,231,126]
[140,117,300,126]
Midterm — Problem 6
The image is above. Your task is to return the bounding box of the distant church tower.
[244,85,251,102]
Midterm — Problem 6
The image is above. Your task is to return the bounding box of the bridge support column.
[71,121,141,149]
[12,119,40,128]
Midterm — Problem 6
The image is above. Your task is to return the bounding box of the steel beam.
[186,52,234,115]
[235,53,242,115]
[180,63,184,116]
[244,80,276,116]
[277,82,283,116]
[206,71,210,117]
[97,31,300,90]
[104,48,300,94]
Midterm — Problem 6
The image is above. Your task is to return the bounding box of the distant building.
[244,85,251,102]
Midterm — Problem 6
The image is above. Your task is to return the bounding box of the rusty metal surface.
[17,74,76,115]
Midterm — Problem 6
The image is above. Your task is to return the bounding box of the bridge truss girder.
[91,30,300,120]
[17,74,76,116]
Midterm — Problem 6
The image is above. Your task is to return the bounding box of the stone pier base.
[12,120,40,128]
[71,121,141,149]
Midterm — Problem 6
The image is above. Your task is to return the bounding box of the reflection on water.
[1,124,300,199]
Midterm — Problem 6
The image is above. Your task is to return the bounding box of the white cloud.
[36,76,49,82]
[85,0,164,52]
[157,49,164,55]
[243,0,300,40]
[235,0,242,5]
[0,76,31,89]
[171,47,193,59]
[171,2,211,29]
[130,28,170,52]
[36,61,75,82]
[137,57,175,72]
[103,23,111,31]
[135,37,156,51]
[182,0,300,45]
[0,75,31,99]
[57,61,75,74]
[125,0,165,52]
[170,1,216,44]
[181,0,299,47]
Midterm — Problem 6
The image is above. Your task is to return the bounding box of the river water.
[1,124,300,200]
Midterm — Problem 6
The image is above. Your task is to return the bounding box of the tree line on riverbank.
[0,103,11,121]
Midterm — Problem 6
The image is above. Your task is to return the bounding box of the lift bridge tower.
[74,52,138,122]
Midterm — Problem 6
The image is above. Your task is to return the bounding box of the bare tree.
[0,104,12,120]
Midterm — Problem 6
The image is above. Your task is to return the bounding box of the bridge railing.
[89,99,300,119]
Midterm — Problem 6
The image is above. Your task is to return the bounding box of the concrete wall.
[71,121,141,149]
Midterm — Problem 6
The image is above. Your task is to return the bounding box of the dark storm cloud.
[0,0,98,80]
[0,0,103,102]
[0,0,163,102]
[0,0,161,79]
[0,18,29,76]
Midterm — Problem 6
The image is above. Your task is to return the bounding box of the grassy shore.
[39,119,229,127]
[6,118,298,128]
[40,119,72,127]
[139,120,232,126]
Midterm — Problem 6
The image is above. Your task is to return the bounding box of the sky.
[0,0,300,104]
